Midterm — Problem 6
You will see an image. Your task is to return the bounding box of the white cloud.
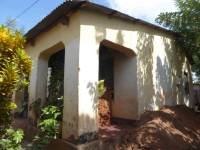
[106,0,177,23]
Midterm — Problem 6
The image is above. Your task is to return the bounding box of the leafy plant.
[0,128,24,150]
[29,105,61,150]
[39,105,61,134]
[46,96,63,121]
[0,25,32,132]
[98,80,106,97]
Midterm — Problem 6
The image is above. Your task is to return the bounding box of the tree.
[0,25,32,133]
[156,0,200,80]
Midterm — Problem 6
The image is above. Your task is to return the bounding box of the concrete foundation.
[45,139,100,150]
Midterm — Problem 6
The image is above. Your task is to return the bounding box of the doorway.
[47,49,65,122]
[99,47,115,126]
[98,40,137,127]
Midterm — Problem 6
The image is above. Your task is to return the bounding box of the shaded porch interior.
[98,40,137,127]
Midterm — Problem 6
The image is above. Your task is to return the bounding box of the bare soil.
[13,105,200,150]
[116,105,200,150]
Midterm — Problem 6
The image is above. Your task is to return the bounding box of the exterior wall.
[150,37,194,111]
[79,9,193,120]
[113,53,137,120]
[79,10,140,124]
[25,12,81,139]
[78,20,99,136]
[25,8,194,140]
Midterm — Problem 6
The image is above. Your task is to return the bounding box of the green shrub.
[98,80,106,97]
[29,105,61,150]
[0,25,32,132]
[0,128,24,150]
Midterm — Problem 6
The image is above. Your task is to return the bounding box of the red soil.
[98,88,113,127]
[12,105,200,150]
[99,98,111,126]
[118,105,200,150]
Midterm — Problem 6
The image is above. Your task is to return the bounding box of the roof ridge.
[25,1,177,42]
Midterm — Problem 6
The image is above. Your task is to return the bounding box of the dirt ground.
[117,105,200,150]
[12,105,200,150]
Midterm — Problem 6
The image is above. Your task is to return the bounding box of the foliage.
[47,50,64,119]
[0,25,32,131]
[46,96,63,121]
[0,128,24,150]
[48,70,64,103]
[98,80,106,97]
[156,0,200,79]
[29,105,61,150]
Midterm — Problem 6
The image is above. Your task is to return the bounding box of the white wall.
[79,10,140,126]
[26,8,194,140]
[78,22,99,136]
[112,54,138,119]
[79,9,193,119]
[26,12,81,139]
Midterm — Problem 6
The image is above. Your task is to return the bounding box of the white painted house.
[23,0,194,145]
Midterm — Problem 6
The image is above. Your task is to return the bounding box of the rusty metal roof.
[25,1,177,42]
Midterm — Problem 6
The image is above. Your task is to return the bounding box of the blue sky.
[0,0,177,32]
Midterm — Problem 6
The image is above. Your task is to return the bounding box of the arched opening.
[30,42,65,136]
[98,40,137,127]
[47,49,64,120]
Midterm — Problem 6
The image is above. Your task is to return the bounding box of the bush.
[98,80,106,97]
[0,25,32,132]
[29,105,61,150]
[0,128,24,150]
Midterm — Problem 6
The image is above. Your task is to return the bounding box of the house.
[19,0,194,147]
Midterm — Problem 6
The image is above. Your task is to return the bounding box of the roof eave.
[25,1,179,43]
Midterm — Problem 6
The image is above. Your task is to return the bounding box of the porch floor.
[99,120,135,140]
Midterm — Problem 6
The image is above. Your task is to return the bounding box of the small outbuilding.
[17,0,194,146]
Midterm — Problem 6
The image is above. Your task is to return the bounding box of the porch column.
[28,54,40,120]
[28,55,39,105]
[62,38,80,139]
[36,54,49,104]
[28,52,49,121]
[78,31,99,139]
[62,36,99,141]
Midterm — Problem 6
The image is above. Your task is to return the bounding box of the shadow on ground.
[119,105,200,150]
[12,105,200,150]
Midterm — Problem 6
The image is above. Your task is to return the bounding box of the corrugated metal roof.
[25,1,177,42]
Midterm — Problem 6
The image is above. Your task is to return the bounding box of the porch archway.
[98,39,137,126]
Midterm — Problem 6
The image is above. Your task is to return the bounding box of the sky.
[0,0,177,32]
